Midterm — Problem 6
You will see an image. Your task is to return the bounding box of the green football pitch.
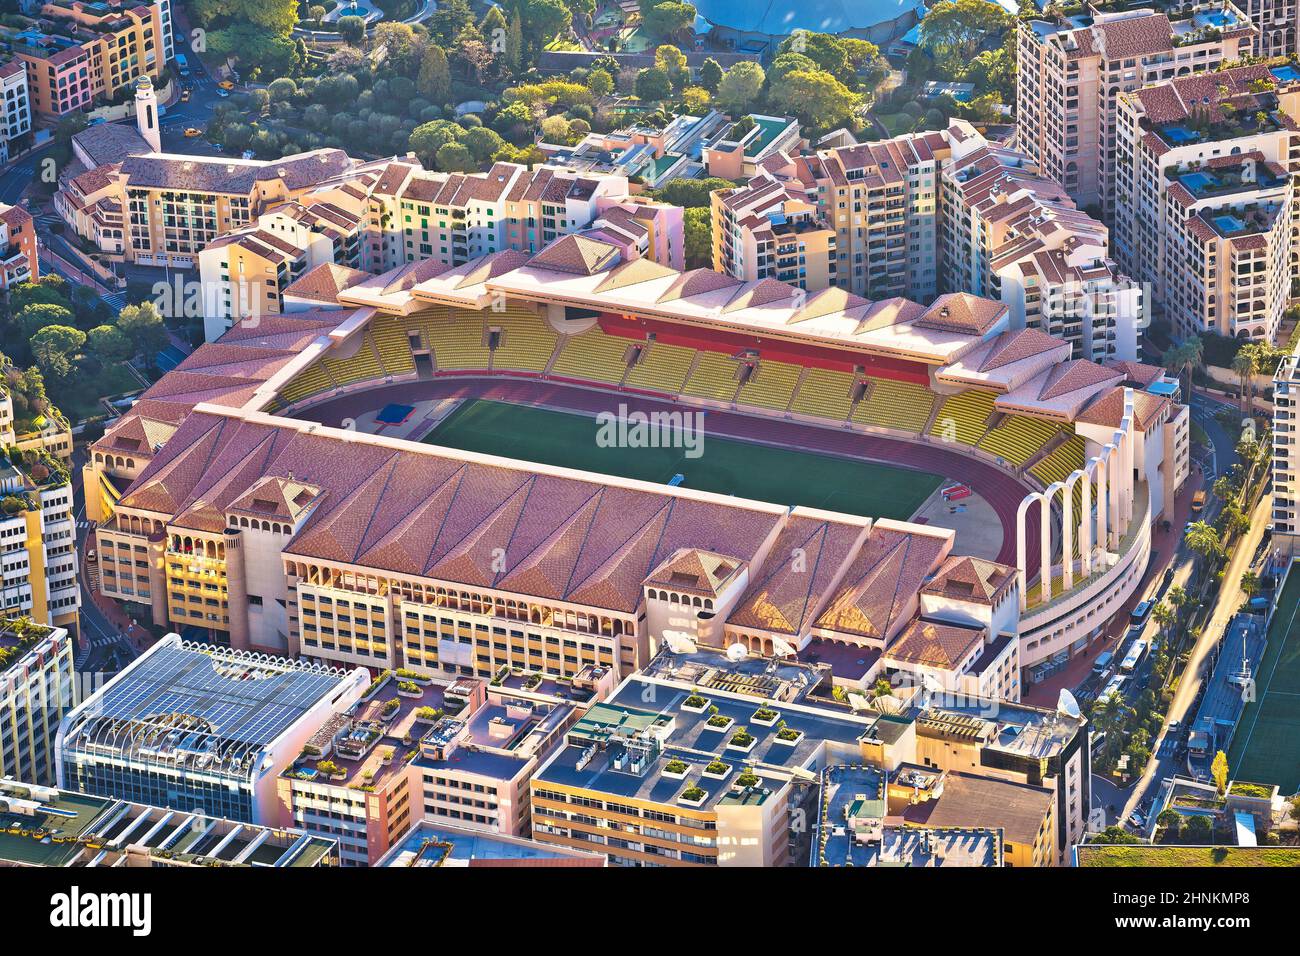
[1229,563,1300,791]
[422,399,944,521]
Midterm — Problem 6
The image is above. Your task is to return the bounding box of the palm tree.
[1152,602,1175,642]
[1240,570,1260,598]
[1163,336,1204,399]
[1212,474,1238,504]
[1231,346,1257,415]
[1185,520,1222,565]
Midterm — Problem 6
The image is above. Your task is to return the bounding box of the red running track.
[294,376,1039,567]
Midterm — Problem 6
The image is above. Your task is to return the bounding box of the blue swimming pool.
[1163,125,1200,145]
[1214,215,1245,234]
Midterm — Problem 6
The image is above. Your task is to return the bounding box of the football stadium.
[84,235,1189,701]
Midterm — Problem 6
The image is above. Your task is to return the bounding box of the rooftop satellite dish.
[662,630,697,654]
[921,673,945,695]
[1057,688,1082,720]
[726,642,749,662]
[770,637,796,658]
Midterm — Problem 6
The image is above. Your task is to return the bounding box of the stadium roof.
[692,0,914,35]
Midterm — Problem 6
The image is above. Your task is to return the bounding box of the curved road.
[293,376,1041,566]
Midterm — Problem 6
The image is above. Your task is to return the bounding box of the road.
[1119,492,1271,828]
[70,446,137,676]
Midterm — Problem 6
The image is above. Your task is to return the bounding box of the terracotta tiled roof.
[921,555,1016,606]
[284,262,371,303]
[885,618,984,668]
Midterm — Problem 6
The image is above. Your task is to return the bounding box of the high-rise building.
[1016,2,1255,216]
[0,620,75,787]
[711,122,1140,360]
[1112,62,1300,343]
[10,0,172,118]
[0,448,79,632]
[0,61,32,164]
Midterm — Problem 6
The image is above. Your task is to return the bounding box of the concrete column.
[1061,482,1074,591]
[1076,470,1086,574]
[147,532,168,629]
[1040,494,1052,605]
[1096,451,1108,555]
[1108,446,1121,548]
[224,527,250,652]
[1016,496,1034,612]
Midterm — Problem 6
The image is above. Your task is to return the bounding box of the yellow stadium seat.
[279,362,334,405]
[929,389,995,444]
[417,307,490,371]
[682,351,741,402]
[490,307,559,373]
[550,327,634,384]
[1030,433,1087,487]
[978,415,1061,466]
[371,317,415,376]
[624,340,695,393]
[736,360,801,411]
[789,367,855,421]
[321,331,384,386]
[851,377,935,432]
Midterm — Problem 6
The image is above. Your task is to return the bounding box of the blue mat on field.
[376,403,415,425]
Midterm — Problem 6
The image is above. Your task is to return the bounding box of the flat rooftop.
[535,676,874,812]
[379,823,604,867]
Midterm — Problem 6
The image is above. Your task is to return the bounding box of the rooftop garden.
[1078,846,1300,866]
[1155,95,1287,147]
[1228,781,1273,799]
[0,616,55,670]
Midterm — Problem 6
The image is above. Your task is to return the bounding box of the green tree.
[461,126,506,162]
[682,207,711,269]
[640,0,695,40]
[30,325,85,382]
[918,0,1013,76]
[408,119,466,165]
[307,4,326,27]
[505,9,524,75]
[416,45,452,104]
[86,325,133,363]
[586,68,613,97]
[435,141,476,172]
[635,66,672,102]
[19,303,74,338]
[699,57,723,93]
[1240,570,1260,598]
[716,61,765,114]
[768,69,860,130]
[1184,521,1222,564]
[116,302,166,355]
[337,14,366,44]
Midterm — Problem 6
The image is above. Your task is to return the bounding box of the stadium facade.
[83,237,1188,697]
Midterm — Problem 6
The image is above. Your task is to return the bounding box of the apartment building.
[0,450,79,633]
[711,165,838,291]
[0,61,32,164]
[0,203,37,290]
[275,673,595,865]
[710,121,1138,359]
[1113,62,1300,342]
[0,620,75,788]
[11,0,172,118]
[529,647,1089,866]
[1016,2,1256,216]
[197,200,364,340]
[803,129,950,301]
[1240,0,1297,57]
[57,635,369,823]
[941,122,1142,361]
[1272,353,1300,547]
[53,148,359,268]
[0,778,338,867]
